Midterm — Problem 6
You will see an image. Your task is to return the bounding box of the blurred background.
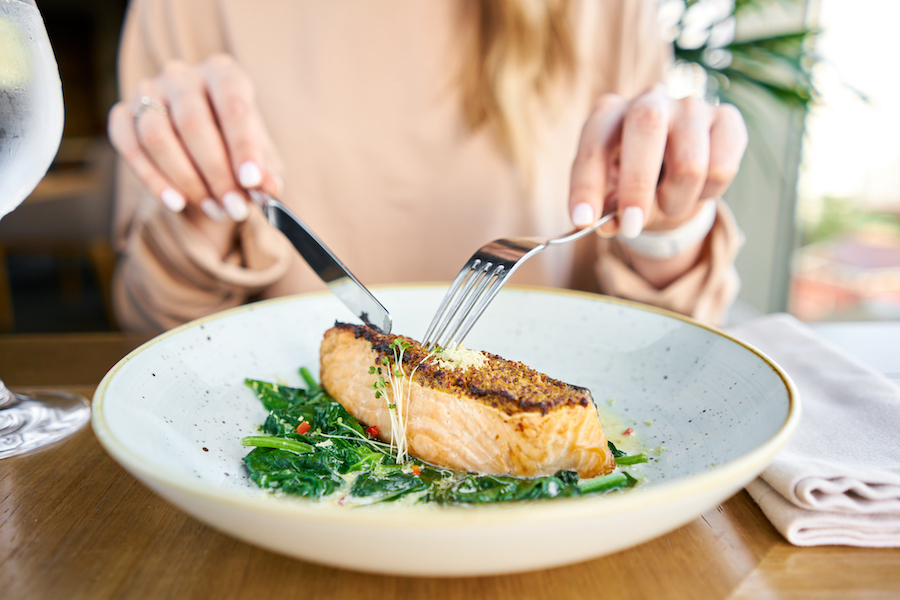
[0,0,897,333]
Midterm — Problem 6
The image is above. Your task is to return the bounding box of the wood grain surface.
[1,333,898,600]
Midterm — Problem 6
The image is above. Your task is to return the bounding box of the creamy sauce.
[596,403,648,457]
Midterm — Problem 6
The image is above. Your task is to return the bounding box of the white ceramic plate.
[92,285,799,576]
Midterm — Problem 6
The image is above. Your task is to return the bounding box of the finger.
[569,94,628,229]
[260,172,284,198]
[201,54,270,191]
[131,83,214,211]
[701,103,748,199]
[656,97,712,219]
[108,101,187,213]
[159,61,247,221]
[259,133,286,197]
[617,89,671,238]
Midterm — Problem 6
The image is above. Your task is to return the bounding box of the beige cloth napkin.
[727,313,900,547]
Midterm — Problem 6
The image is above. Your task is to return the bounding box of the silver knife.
[250,190,392,334]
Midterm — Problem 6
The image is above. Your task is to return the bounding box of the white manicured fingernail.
[571,202,595,227]
[238,161,262,188]
[222,191,249,222]
[160,188,186,213]
[619,206,645,239]
[200,198,228,222]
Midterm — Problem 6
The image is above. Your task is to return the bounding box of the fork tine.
[422,259,479,346]
[443,268,511,348]
[433,262,504,349]
[424,258,488,347]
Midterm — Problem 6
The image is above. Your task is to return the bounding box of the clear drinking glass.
[0,0,90,458]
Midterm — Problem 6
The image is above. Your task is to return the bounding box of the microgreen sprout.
[368,337,435,463]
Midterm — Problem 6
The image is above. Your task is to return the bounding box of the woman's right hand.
[108,54,282,255]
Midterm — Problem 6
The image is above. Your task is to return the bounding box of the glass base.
[0,388,91,459]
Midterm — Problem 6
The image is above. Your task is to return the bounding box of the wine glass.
[0,0,90,458]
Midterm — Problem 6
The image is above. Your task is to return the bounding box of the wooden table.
[1,332,898,599]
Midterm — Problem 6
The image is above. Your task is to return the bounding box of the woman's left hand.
[567,85,747,286]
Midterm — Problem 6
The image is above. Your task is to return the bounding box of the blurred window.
[791,0,900,321]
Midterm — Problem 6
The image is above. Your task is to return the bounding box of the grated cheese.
[433,344,487,372]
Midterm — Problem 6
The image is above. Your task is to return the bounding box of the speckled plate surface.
[92,285,799,576]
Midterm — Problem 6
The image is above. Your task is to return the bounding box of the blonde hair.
[460,0,577,171]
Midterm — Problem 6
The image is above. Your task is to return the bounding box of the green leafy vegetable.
[241,436,313,454]
[241,370,644,506]
[608,440,649,466]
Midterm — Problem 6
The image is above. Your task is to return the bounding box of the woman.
[108,0,746,332]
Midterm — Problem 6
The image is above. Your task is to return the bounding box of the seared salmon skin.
[319,323,615,478]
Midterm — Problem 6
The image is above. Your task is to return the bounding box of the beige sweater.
[112,0,742,332]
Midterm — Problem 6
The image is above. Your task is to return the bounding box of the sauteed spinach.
[241,368,645,506]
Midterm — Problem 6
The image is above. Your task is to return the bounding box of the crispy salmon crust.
[319,323,615,478]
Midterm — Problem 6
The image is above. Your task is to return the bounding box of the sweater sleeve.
[112,200,293,331]
[595,200,744,326]
[111,0,294,332]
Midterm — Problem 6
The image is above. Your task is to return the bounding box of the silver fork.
[422,207,617,349]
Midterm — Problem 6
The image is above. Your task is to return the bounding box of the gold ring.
[133,95,168,126]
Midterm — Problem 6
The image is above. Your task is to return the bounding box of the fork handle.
[547,208,617,246]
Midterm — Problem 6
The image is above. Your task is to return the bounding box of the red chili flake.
[411,465,421,476]
[623,428,635,436]
[337,496,347,506]
[366,425,380,437]
[296,421,311,435]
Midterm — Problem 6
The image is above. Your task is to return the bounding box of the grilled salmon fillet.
[319,323,615,478]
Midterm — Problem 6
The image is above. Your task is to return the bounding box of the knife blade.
[250,190,392,334]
